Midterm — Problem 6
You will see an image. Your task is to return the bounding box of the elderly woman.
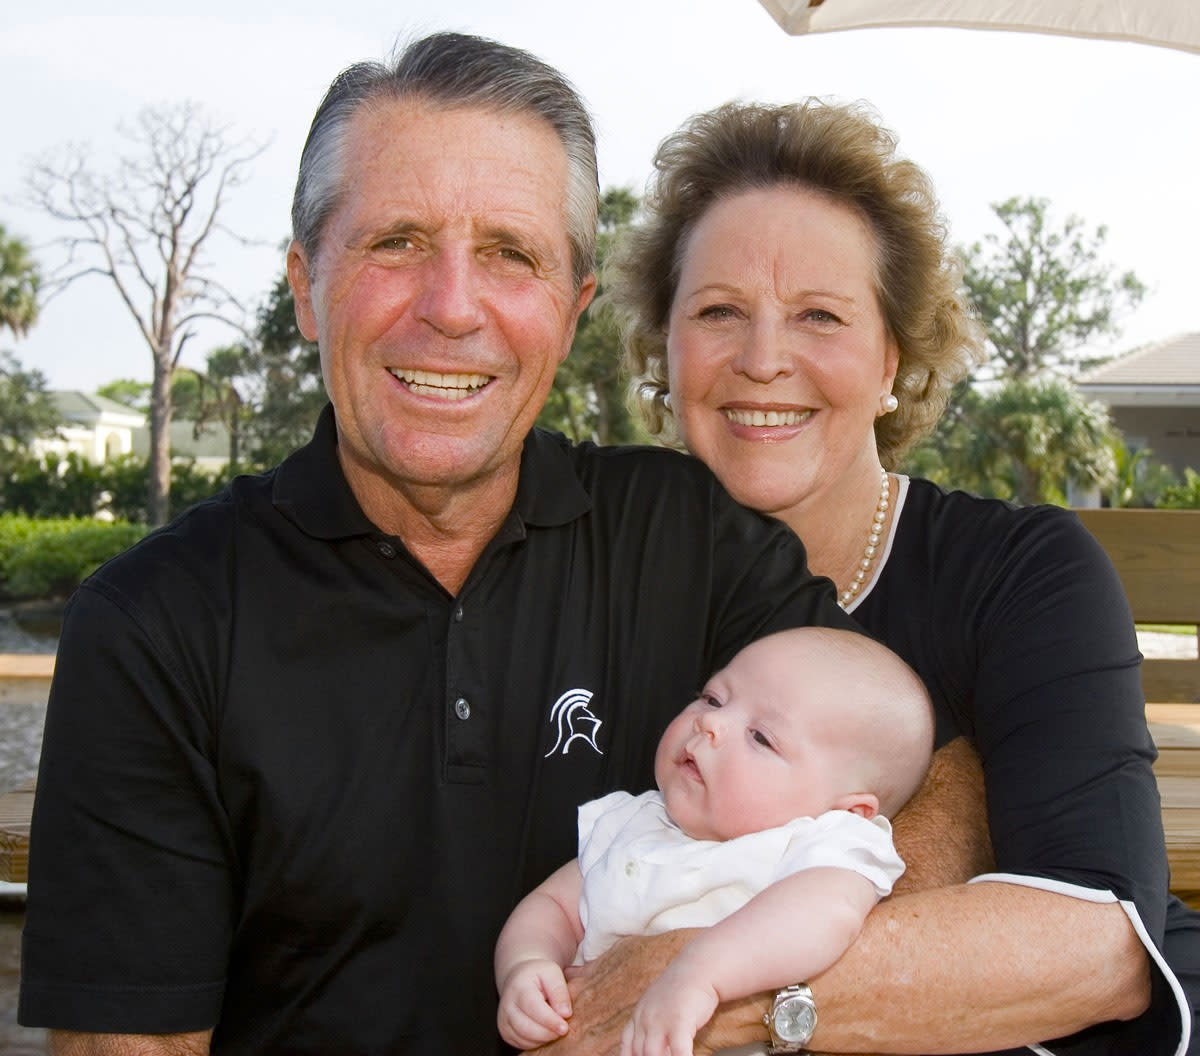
[583,100,1198,1055]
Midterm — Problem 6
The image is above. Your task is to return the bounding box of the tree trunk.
[148,355,174,527]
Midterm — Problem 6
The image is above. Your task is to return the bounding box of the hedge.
[0,514,146,601]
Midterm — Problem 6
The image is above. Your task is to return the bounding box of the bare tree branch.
[24,101,266,526]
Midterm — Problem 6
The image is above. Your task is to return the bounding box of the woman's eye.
[697,304,738,321]
[802,307,841,325]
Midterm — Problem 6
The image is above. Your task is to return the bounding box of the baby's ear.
[833,792,879,820]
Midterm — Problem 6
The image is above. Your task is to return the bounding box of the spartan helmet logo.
[544,688,604,758]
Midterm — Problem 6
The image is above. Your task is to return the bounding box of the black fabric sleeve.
[971,510,1164,910]
[19,581,234,1032]
[966,508,1187,1054]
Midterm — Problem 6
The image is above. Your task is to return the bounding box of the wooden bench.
[2,512,1198,898]
[1076,508,1200,909]
[0,779,36,885]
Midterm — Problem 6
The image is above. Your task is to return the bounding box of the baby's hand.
[497,958,573,1049]
[619,963,719,1056]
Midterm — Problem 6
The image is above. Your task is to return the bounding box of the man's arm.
[49,1029,212,1055]
[538,738,1151,1055]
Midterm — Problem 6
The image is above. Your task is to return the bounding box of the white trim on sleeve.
[969,872,1190,1056]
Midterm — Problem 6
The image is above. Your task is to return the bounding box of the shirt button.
[454,697,471,720]
[453,605,464,622]
[376,540,397,559]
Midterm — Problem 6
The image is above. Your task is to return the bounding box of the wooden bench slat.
[1143,659,1200,705]
[1075,509,1200,624]
[0,780,36,884]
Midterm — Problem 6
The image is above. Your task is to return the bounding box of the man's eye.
[375,236,412,252]
[498,246,535,268]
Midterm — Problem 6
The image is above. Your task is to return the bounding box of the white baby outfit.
[576,788,904,963]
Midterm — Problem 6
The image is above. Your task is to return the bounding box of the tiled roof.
[50,390,145,424]
[1077,333,1200,386]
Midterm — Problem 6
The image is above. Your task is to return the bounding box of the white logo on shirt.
[544,688,604,757]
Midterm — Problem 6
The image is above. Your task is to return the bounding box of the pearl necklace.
[838,469,890,610]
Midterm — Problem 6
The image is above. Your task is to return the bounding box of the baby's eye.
[701,693,722,709]
[751,729,774,749]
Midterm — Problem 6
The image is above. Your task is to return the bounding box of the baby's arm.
[620,866,879,1056]
[495,859,586,1049]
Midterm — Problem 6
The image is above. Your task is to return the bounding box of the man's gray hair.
[291,31,600,291]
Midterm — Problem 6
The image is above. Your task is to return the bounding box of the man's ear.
[832,791,879,820]
[287,240,320,343]
[560,273,598,364]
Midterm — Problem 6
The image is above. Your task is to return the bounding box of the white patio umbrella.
[755,0,1200,54]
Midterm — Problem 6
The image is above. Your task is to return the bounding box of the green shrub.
[0,514,47,589]
[1157,468,1200,510]
[1,452,105,518]
[3,451,231,523]
[1,516,146,600]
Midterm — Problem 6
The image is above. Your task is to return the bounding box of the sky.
[2,1,1198,393]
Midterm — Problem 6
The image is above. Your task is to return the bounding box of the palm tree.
[0,223,41,338]
[908,378,1117,505]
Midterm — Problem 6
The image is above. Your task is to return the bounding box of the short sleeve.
[20,583,233,1032]
[775,812,905,898]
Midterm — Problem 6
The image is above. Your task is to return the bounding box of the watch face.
[776,995,817,1042]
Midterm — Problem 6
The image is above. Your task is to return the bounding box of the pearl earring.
[881,393,899,414]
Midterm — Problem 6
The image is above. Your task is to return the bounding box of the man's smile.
[387,368,493,400]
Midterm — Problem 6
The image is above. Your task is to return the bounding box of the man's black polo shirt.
[22,405,849,1053]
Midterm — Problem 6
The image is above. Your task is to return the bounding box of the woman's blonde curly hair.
[607,99,983,467]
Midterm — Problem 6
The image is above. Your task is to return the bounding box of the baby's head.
[654,626,933,842]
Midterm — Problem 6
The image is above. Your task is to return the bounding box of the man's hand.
[532,930,770,1056]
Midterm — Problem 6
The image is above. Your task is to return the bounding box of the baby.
[494,626,933,1055]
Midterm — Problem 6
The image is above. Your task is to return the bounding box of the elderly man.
[19,32,852,1054]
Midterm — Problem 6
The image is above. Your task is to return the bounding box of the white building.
[32,392,145,464]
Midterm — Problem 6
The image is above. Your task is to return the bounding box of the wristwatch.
[764,983,817,1053]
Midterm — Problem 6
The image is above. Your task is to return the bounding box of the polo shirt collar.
[272,404,591,540]
[514,427,592,528]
